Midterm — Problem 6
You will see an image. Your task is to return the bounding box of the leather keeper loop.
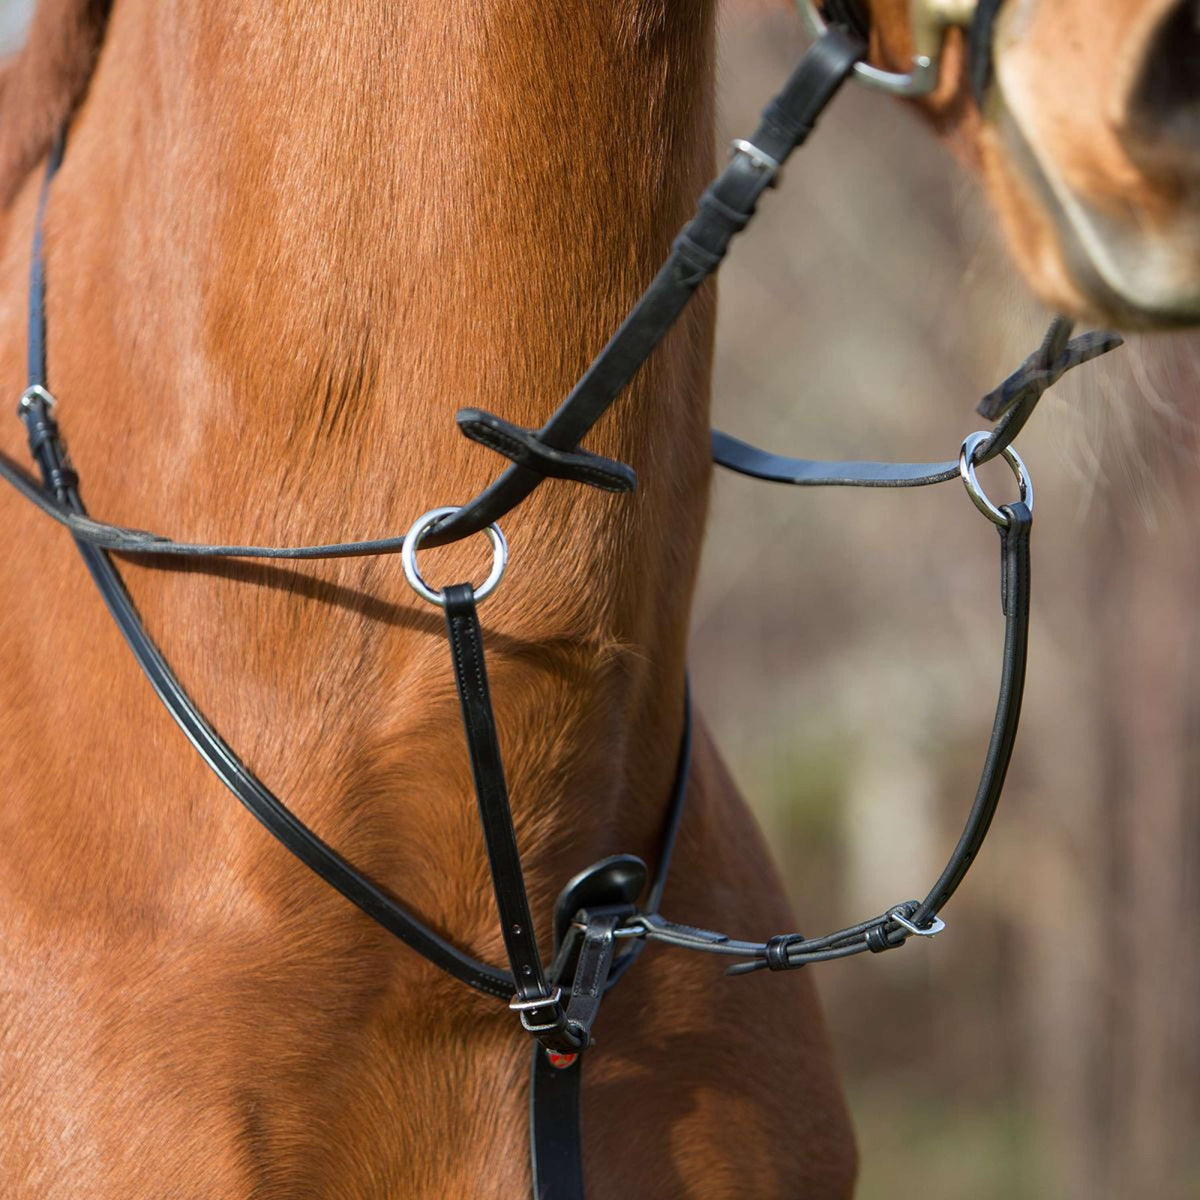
[519,1002,587,1055]
[865,923,894,954]
[672,231,724,281]
[765,934,796,971]
[457,408,636,494]
[46,465,78,493]
[698,190,753,235]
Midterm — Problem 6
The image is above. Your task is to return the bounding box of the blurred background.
[4,3,1197,1197]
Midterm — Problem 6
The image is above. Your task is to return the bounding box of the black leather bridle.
[2,16,1120,1200]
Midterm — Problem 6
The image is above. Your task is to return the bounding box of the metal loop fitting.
[730,138,782,183]
[509,987,562,1013]
[402,505,508,607]
[958,432,1033,528]
[17,384,56,416]
[890,908,946,938]
[796,0,978,97]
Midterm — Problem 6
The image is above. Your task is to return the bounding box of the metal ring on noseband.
[796,0,978,97]
[402,506,509,606]
[958,431,1032,527]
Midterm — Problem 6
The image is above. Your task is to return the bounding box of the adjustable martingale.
[5,19,1121,1200]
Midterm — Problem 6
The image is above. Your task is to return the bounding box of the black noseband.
[968,0,1007,108]
[820,0,871,42]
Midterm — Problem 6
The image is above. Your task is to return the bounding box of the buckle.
[509,987,565,1035]
[730,138,781,184]
[509,987,562,1013]
[17,385,56,416]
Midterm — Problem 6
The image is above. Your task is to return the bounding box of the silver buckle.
[730,139,782,183]
[508,987,562,1013]
[17,384,57,414]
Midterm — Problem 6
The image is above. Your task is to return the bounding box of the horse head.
[850,0,1200,327]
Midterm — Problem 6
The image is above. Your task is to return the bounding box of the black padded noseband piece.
[820,0,871,42]
[969,0,1007,107]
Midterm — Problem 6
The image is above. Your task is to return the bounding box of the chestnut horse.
[0,1,1192,1197]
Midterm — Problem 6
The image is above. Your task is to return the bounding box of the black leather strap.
[0,450,418,559]
[968,0,1008,108]
[422,31,864,549]
[17,397,516,1000]
[819,0,871,42]
[528,901,634,1200]
[639,500,1034,975]
[976,321,1122,421]
[442,583,583,1053]
[912,500,1030,924]
[530,1045,585,1200]
[712,318,1121,490]
[456,409,636,494]
[561,910,624,1039]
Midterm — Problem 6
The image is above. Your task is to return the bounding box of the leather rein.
[3,12,1121,1200]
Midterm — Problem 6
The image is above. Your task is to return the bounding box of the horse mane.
[0,0,110,206]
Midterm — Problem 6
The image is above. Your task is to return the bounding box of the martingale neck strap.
[18,393,518,998]
[17,384,698,1015]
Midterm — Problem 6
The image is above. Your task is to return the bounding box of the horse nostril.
[1130,0,1200,156]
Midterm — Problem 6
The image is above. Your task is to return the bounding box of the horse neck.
[30,1,717,937]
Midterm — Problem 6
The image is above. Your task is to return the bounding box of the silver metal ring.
[795,1,938,96]
[401,506,508,607]
[17,384,56,414]
[889,909,946,938]
[958,432,1033,528]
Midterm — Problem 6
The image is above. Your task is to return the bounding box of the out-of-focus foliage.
[700,11,1200,1199]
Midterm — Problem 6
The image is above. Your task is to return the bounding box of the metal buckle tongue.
[509,987,584,1048]
[889,908,946,938]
